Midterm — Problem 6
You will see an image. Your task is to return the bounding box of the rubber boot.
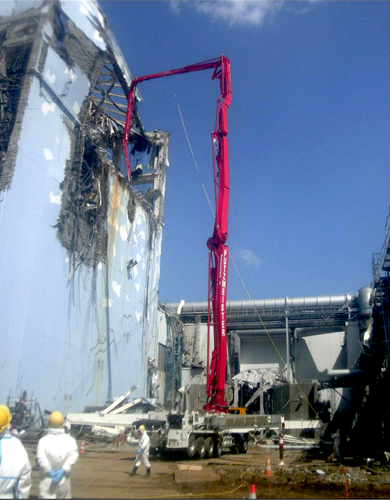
[130,466,138,476]
[146,467,151,477]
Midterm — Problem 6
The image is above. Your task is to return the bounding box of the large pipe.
[165,294,352,315]
[236,328,291,336]
[285,312,291,383]
[326,369,363,377]
[357,286,372,317]
[294,326,345,337]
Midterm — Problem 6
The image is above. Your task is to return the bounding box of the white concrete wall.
[239,330,346,382]
[155,309,168,405]
[295,331,345,380]
[240,337,285,372]
[157,308,168,346]
[182,323,213,366]
[181,367,206,386]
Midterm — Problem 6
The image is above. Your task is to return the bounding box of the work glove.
[48,470,56,479]
[52,468,66,484]
[137,448,142,455]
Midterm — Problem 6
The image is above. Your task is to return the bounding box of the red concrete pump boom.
[122,55,231,413]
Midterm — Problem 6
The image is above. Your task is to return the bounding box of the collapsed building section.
[0,0,171,413]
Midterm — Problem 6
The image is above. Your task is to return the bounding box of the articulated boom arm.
[122,55,231,413]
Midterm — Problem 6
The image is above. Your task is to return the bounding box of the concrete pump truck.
[122,56,283,458]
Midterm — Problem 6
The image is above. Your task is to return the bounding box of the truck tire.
[205,437,214,458]
[195,437,206,459]
[239,437,248,454]
[160,448,170,459]
[231,441,240,454]
[215,439,222,458]
[187,434,196,458]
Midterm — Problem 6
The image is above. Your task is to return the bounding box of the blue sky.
[101,0,390,304]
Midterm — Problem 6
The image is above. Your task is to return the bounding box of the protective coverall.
[37,428,79,499]
[0,431,32,498]
[131,429,150,475]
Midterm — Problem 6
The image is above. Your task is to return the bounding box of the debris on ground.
[66,387,158,441]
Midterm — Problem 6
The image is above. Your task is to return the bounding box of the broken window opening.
[87,87,165,204]
[85,53,168,193]
[124,130,164,180]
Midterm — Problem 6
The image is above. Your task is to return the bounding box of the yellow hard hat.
[138,424,145,432]
[48,411,65,428]
[0,405,12,433]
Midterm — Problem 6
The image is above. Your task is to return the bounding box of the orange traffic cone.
[264,456,273,477]
[343,467,349,499]
[80,441,85,455]
[248,483,257,499]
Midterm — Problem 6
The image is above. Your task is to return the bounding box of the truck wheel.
[239,438,248,454]
[205,437,214,458]
[195,437,206,459]
[215,439,222,458]
[231,441,240,454]
[187,434,196,458]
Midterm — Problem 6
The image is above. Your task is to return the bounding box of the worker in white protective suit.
[130,425,150,476]
[0,405,32,498]
[37,411,79,499]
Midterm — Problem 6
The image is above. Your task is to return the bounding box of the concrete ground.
[25,441,390,499]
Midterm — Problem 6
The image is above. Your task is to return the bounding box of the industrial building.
[0,0,170,413]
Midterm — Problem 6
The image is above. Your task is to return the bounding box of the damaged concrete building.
[0,0,174,412]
